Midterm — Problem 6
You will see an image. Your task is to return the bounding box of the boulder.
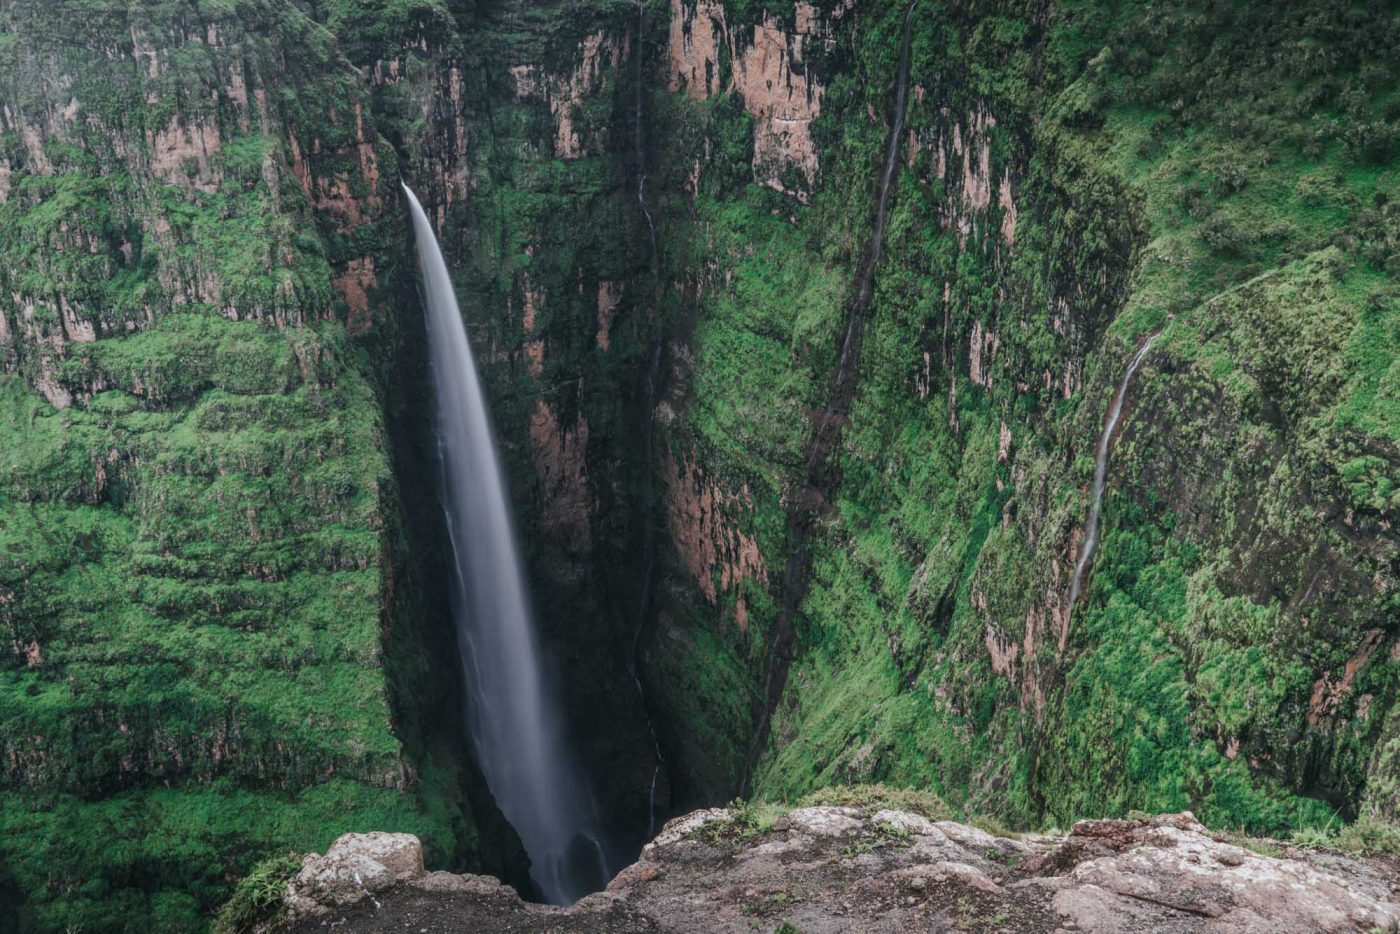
[284,832,425,919]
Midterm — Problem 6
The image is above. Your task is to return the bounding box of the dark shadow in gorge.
[478,0,678,885]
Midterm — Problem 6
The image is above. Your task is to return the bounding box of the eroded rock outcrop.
[511,31,625,160]
[282,809,1400,933]
[663,452,768,630]
[668,0,841,198]
[285,832,426,919]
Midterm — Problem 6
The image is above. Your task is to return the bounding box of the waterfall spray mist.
[403,184,609,904]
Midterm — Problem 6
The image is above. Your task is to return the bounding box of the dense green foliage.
[210,851,300,934]
[642,0,1398,843]
[0,1,492,929]
[0,0,1395,929]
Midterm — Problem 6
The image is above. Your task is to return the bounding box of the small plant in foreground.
[1338,810,1400,858]
[701,798,789,845]
[1291,826,1335,850]
[212,853,301,934]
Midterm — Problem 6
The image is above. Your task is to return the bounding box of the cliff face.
[1,0,1397,929]
[633,0,1398,841]
[272,802,1400,933]
[0,1,525,930]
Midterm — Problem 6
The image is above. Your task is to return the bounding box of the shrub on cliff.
[212,852,300,934]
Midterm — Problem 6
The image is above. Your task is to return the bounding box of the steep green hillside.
[0,1,516,929]
[639,0,1398,839]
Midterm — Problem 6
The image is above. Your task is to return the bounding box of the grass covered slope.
[643,0,1398,840]
[0,1,491,929]
[0,321,463,931]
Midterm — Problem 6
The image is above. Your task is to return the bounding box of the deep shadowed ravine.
[0,0,1395,930]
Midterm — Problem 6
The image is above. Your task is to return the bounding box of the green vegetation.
[648,0,1397,847]
[1293,807,1400,859]
[0,0,1395,928]
[0,312,471,929]
[0,0,478,928]
[797,783,951,821]
[696,797,791,845]
[211,851,300,934]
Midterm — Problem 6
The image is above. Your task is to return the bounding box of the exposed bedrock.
[280,808,1400,933]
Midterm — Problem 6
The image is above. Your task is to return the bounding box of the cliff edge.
[261,805,1399,933]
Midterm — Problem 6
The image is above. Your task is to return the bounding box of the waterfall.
[632,0,657,257]
[1067,335,1157,607]
[403,184,608,905]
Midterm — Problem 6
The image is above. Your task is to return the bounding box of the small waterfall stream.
[403,184,608,905]
[630,0,668,841]
[1068,335,1157,607]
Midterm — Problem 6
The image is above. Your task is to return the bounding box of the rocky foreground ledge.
[277,808,1399,933]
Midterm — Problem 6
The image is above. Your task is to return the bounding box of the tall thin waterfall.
[1068,336,1157,607]
[403,184,608,905]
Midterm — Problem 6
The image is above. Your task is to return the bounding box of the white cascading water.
[1068,335,1157,607]
[403,184,608,905]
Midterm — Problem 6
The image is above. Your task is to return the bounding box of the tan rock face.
[668,0,727,97]
[149,116,223,193]
[910,100,1021,253]
[511,30,623,160]
[333,257,377,336]
[596,281,620,350]
[529,401,592,553]
[998,171,1018,245]
[668,0,837,199]
[369,49,472,217]
[17,639,41,668]
[968,318,1001,389]
[1309,627,1387,725]
[663,453,768,629]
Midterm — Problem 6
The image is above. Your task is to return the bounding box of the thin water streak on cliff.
[1067,335,1157,609]
[743,1,919,792]
[403,184,609,905]
[629,0,668,838]
[634,0,658,258]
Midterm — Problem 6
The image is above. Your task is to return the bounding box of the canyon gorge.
[0,0,1396,931]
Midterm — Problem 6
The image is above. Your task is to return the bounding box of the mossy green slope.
[643,0,1397,840]
[0,1,491,929]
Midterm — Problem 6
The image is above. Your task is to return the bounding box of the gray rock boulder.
[284,832,424,919]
